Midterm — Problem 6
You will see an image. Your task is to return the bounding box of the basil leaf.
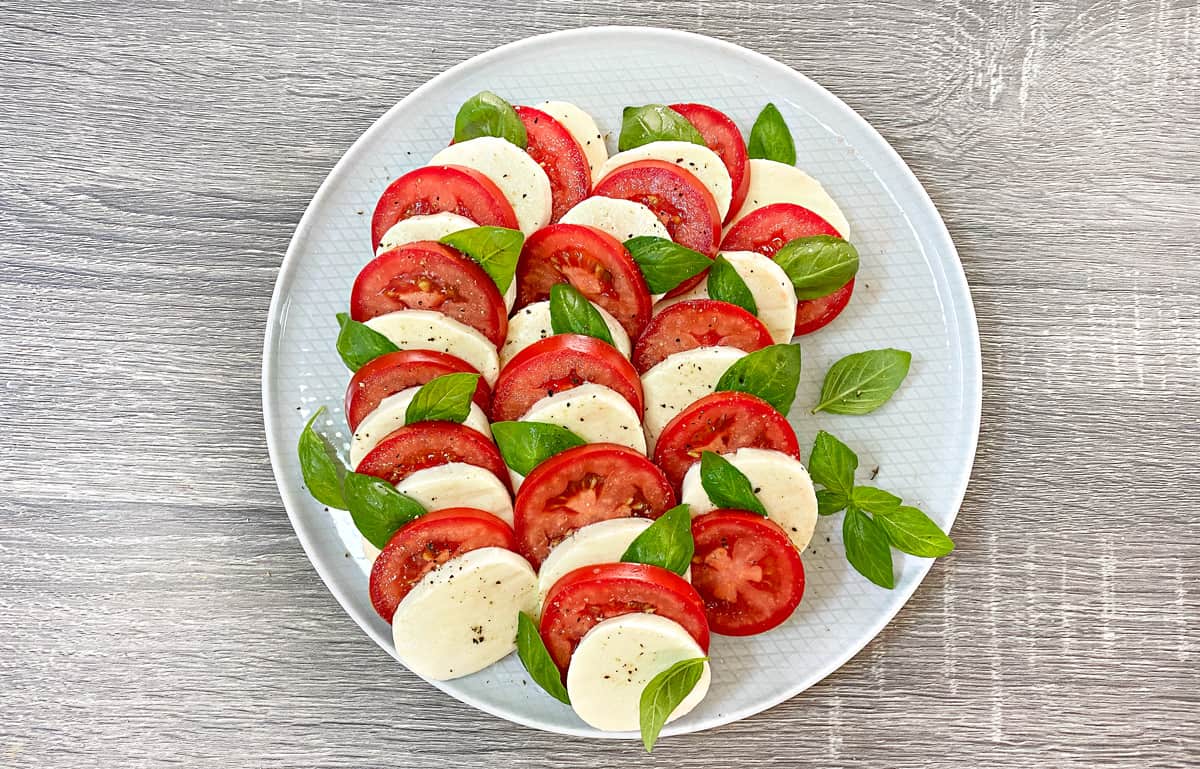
[714,344,801,415]
[807,431,858,497]
[516,612,570,704]
[621,504,694,576]
[404,372,480,425]
[639,657,707,752]
[619,104,705,152]
[453,90,527,148]
[297,407,348,509]
[706,254,757,316]
[549,283,614,346]
[440,226,524,294]
[491,421,586,476]
[850,486,902,515]
[699,451,767,517]
[335,313,399,372]
[747,103,796,165]
[876,505,955,557]
[843,506,894,588]
[774,235,859,300]
[816,489,848,516]
[624,236,712,294]
[813,348,912,415]
[343,471,425,549]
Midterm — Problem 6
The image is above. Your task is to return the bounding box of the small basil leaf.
[747,103,796,165]
[549,283,615,346]
[813,348,912,415]
[619,104,706,152]
[843,506,895,589]
[297,407,348,509]
[404,372,480,425]
[620,504,694,575]
[624,236,712,294]
[807,431,858,497]
[714,344,802,415]
[699,452,767,517]
[343,471,425,549]
[875,505,955,558]
[440,226,524,294]
[516,612,570,704]
[850,486,903,515]
[639,657,707,752]
[706,254,757,316]
[816,489,848,516]
[774,235,859,300]
[453,90,527,148]
[491,421,586,476]
[335,313,400,372]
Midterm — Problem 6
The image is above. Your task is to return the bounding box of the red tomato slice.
[350,241,508,347]
[690,510,805,635]
[513,443,675,567]
[490,334,643,423]
[669,103,751,225]
[592,160,722,257]
[632,299,773,373]
[515,223,651,338]
[344,350,491,432]
[368,508,515,622]
[793,279,855,336]
[540,562,709,672]
[515,106,591,222]
[355,421,508,489]
[371,165,517,250]
[654,391,801,494]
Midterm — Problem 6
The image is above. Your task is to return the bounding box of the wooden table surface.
[2,1,1197,767]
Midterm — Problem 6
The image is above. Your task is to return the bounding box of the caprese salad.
[297,93,954,749]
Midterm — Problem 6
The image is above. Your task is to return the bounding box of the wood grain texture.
[1,0,1197,766]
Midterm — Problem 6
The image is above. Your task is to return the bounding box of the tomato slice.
[368,508,515,622]
[513,443,675,567]
[355,421,508,489]
[669,103,751,225]
[490,334,643,423]
[793,279,855,336]
[371,165,517,250]
[344,350,491,432]
[654,391,800,493]
[350,241,508,347]
[540,562,709,672]
[515,106,591,222]
[592,159,722,257]
[632,299,773,373]
[515,223,651,338]
[690,510,805,635]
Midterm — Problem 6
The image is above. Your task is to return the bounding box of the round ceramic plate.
[263,26,981,739]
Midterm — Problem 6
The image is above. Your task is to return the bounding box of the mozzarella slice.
[500,300,630,368]
[538,100,608,183]
[640,346,747,451]
[537,518,657,610]
[520,383,646,454]
[599,141,733,221]
[376,212,476,254]
[391,547,536,681]
[729,159,851,238]
[560,197,670,242]
[566,613,711,732]
[654,251,796,344]
[350,387,491,467]
[680,447,818,551]
[364,310,500,386]
[430,137,552,236]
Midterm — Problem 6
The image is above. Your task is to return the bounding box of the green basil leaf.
[807,431,858,497]
[549,283,614,346]
[453,90,527,148]
[404,372,480,425]
[816,489,848,516]
[714,343,801,415]
[850,486,902,515]
[706,254,757,316]
[491,421,586,476]
[875,505,955,557]
[620,504,694,576]
[516,612,570,704]
[440,226,524,294]
[699,451,767,517]
[343,471,425,549]
[774,235,859,300]
[624,236,713,294]
[747,103,796,165]
[297,407,348,509]
[813,348,912,415]
[619,104,705,152]
[639,657,707,752]
[843,506,894,589]
[335,313,400,372]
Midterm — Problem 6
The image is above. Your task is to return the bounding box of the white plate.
[262,26,981,739]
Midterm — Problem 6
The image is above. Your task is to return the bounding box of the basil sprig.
[640,657,707,752]
[405,372,480,425]
[699,452,767,517]
[774,235,859,300]
[490,421,586,476]
[453,90,527,148]
[549,283,614,346]
[624,236,712,294]
[516,612,570,704]
[812,348,911,414]
[747,102,796,165]
[298,407,348,509]
[619,104,705,152]
[706,255,757,316]
[620,504,694,576]
[715,344,802,415]
[440,226,524,294]
[335,313,399,372]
